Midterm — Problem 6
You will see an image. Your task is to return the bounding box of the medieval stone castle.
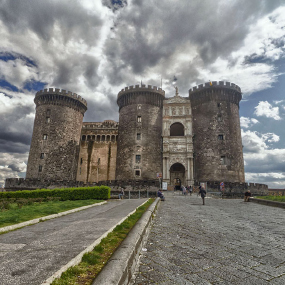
[5,81,268,192]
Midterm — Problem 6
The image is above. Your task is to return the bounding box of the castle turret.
[116,84,165,180]
[189,81,245,183]
[26,88,87,181]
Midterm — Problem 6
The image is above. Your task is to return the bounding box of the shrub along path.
[0,198,147,285]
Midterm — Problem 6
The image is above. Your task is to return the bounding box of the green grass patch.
[0,199,103,228]
[255,196,285,202]
[51,198,155,285]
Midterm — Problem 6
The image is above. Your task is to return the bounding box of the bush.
[0,186,110,201]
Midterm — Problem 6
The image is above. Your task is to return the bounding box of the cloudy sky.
[0,0,285,188]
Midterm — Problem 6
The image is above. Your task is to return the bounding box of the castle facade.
[24,81,245,189]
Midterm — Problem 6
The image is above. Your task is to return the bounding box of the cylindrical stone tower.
[189,81,245,183]
[116,84,165,180]
[26,88,87,181]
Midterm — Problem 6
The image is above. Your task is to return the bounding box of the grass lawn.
[0,199,104,228]
[255,196,285,202]
[51,198,155,285]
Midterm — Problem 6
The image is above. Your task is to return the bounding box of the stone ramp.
[132,195,285,284]
[0,199,147,285]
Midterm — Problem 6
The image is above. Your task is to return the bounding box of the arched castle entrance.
[170,163,185,189]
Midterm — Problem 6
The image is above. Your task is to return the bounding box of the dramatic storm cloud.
[0,0,285,188]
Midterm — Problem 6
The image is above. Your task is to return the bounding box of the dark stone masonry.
[5,82,268,194]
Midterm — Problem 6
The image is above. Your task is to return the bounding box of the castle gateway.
[7,81,247,190]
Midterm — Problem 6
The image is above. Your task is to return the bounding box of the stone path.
[0,198,147,285]
[132,194,285,284]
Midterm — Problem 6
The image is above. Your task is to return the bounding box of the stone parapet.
[189,81,241,94]
[118,84,165,99]
[35,88,87,114]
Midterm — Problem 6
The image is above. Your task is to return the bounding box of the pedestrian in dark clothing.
[244,190,251,202]
[199,187,206,205]
[158,189,165,201]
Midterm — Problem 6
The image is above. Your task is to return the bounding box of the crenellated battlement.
[117,84,165,99]
[189,81,241,94]
[36,88,87,107]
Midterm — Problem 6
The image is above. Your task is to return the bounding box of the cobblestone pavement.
[132,194,285,284]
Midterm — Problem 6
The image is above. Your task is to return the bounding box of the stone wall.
[26,88,87,181]
[116,85,165,180]
[76,121,118,183]
[189,82,245,183]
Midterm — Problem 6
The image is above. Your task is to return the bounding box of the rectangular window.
[137,133,141,140]
[46,109,51,116]
[46,117,50,123]
[137,116,141,123]
[220,156,226,165]
[80,158,83,164]
[218,134,224,140]
[43,134,48,140]
[40,153,44,159]
[135,170,141,177]
[136,155,141,163]
[39,165,42,172]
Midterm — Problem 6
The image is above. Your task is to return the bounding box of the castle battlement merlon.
[189,81,241,93]
[117,84,165,99]
[36,88,87,107]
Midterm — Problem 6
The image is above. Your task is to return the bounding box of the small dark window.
[137,133,141,140]
[40,153,44,159]
[46,117,50,123]
[82,135,86,141]
[136,155,141,163]
[39,165,42,172]
[220,156,225,165]
[43,134,48,140]
[135,170,141,177]
[80,158,83,164]
[217,103,221,107]
[218,135,224,140]
[102,135,105,141]
[137,116,142,123]
[217,116,222,122]
[46,109,51,116]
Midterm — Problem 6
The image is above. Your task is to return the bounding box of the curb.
[41,198,151,285]
[93,197,160,285]
[0,201,107,234]
[249,198,285,209]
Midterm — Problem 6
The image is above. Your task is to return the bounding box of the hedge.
[0,186,110,201]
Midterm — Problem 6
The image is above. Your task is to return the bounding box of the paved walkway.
[132,194,285,284]
[0,199,147,285]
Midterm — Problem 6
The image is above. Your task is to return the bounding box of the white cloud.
[240,116,259,128]
[254,101,281,120]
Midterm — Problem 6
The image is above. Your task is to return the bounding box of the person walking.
[189,185,192,196]
[199,187,206,205]
[118,188,124,199]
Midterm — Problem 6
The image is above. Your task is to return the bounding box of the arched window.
[96,135,100,142]
[170,123,184,136]
[87,135,91,141]
[82,135,86,141]
[102,135,105,142]
[106,135,110,142]
[92,135,95,140]
[111,135,115,142]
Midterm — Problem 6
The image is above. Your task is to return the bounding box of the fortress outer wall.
[26,88,87,181]
[116,85,165,180]
[189,81,245,183]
